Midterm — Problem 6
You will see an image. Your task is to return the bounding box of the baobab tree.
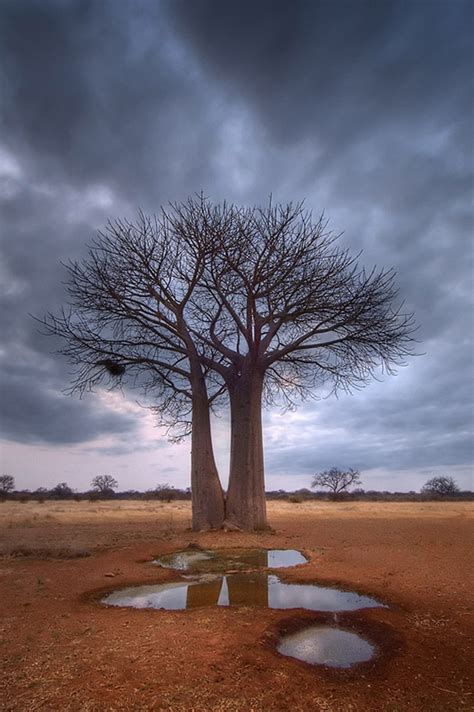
[41,197,416,531]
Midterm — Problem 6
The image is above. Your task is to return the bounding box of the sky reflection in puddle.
[277,625,376,668]
[153,548,308,572]
[102,573,386,612]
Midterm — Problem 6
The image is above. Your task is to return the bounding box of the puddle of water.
[102,573,386,612]
[153,548,307,572]
[154,551,214,571]
[277,625,375,668]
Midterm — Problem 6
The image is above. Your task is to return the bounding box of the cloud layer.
[0,0,472,491]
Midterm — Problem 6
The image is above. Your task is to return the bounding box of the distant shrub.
[50,482,74,499]
[34,487,48,502]
[153,483,177,502]
[288,494,303,504]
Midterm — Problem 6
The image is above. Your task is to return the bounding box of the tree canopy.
[91,475,118,494]
[0,475,15,494]
[311,467,362,495]
[421,476,459,495]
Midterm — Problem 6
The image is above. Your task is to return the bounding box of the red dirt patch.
[0,501,472,711]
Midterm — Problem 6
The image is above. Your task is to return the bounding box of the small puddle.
[153,548,308,572]
[277,625,376,668]
[102,573,386,612]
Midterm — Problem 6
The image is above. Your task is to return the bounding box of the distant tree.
[91,475,118,497]
[311,467,362,497]
[50,482,74,499]
[0,475,15,495]
[421,476,460,496]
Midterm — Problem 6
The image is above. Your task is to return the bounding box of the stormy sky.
[1,0,473,493]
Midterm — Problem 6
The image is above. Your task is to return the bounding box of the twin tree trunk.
[225,367,268,530]
[190,365,268,532]
[190,375,226,531]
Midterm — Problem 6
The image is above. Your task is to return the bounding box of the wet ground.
[103,545,386,670]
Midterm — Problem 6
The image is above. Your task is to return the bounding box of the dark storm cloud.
[0,354,138,445]
[0,176,139,444]
[167,0,472,148]
[0,0,221,203]
[0,0,472,485]
[0,0,224,447]
[167,0,473,332]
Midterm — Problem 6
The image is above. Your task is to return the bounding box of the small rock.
[104,572,116,577]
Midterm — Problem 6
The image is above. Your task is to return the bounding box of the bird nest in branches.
[97,359,126,376]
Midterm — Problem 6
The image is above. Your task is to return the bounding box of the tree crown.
[39,196,417,428]
[91,475,118,492]
[421,476,460,495]
[311,467,362,494]
[0,475,15,493]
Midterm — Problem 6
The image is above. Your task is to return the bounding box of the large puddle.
[277,625,375,668]
[102,573,386,612]
[153,548,308,572]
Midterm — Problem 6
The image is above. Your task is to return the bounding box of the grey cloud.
[167,0,473,340]
[0,0,221,203]
[0,362,137,445]
[0,0,472,488]
[86,438,169,457]
[166,0,472,145]
[264,329,474,477]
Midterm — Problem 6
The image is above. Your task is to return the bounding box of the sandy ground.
[0,500,472,711]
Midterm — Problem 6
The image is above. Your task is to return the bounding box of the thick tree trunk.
[225,368,268,530]
[190,374,225,531]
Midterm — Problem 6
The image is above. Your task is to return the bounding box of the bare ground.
[0,500,472,711]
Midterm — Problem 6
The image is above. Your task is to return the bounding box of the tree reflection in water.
[186,571,269,609]
[186,577,222,608]
[225,573,269,607]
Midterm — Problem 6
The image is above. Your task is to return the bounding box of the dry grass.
[1,498,472,527]
[0,544,91,559]
[1,499,471,558]
[269,499,473,519]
